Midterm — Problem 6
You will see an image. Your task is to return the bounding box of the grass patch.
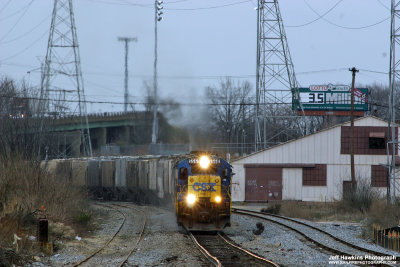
[74,210,92,226]
[0,156,90,256]
[264,200,364,222]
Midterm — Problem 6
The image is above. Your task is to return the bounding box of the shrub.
[341,178,379,214]
[0,155,88,251]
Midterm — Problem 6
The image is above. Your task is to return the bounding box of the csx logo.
[192,182,216,192]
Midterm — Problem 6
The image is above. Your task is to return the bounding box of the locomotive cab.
[176,154,232,231]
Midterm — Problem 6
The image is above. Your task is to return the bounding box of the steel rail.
[188,232,221,267]
[187,228,279,267]
[217,232,280,267]
[71,202,147,267]
[116,203,147,267]
[233,208,398,266]
[71,203,127,267]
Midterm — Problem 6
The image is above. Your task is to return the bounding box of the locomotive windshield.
[186,155,221,175]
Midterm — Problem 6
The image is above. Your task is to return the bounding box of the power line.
[1,60,389,80]
[286,0,343,28]
[303,0,389,30]
[0,0,33,21]
[0,13,52,45]
[0,29,49,62]
[0,0,12,14]
[164,0,251,10]
[358,69,388,75]
[83,0,251,10]
[0,0,35,42]
[377,0,390,10]
[84,0,152,7]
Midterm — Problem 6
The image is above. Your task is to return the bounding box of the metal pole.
[152,0,161,144]
[242,128,245,155]
[124,40,128,112]
[255,0,261,152]
[388,0,398,203]
[118,37,138,113]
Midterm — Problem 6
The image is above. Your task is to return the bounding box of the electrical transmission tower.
[40,0,92,157]
[388,0,400,203]
[118,37,138,112]
[255,0,304,151]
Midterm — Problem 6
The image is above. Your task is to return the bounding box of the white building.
[232,116,398,202]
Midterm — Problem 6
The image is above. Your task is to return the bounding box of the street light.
[152,0,163,144]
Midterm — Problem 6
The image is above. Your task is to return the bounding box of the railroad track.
[189,231,279,267]
[233,208,399,266]
[71,202,147,267]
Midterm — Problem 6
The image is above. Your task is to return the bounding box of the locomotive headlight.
[199,156,210,169]
[215,196,222,203]
[186,194,196,205]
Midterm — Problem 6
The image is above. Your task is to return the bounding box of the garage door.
[245,167,282,202]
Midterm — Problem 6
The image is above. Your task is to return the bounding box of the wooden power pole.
[349,67,359,191]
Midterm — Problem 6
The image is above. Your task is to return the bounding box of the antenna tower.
[255,0,304,151]
[40,0,92,157]
[388,0,400,203]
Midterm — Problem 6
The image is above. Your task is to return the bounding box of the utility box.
[37,218,48,243]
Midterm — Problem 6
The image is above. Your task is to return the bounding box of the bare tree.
[205,77,253,144]
[0,78,48,159]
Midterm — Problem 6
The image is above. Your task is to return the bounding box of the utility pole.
[152,0,163,144]
[118,37,137,113]
[388,0,400,203]
[349,67,359,191]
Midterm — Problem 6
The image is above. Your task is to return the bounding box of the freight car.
[42,155,183,204]
[176,153,232,231]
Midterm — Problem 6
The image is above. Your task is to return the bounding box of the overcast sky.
[0,0,390,115]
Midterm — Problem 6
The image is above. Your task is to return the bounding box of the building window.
[371,165,387,187]
[369,132,385,149]
[369,138,385,149]
[341,126,392,155]
[302,164,327,186]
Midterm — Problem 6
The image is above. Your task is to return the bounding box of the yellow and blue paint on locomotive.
[176,154,232,231]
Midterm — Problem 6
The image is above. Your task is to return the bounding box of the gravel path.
[300,218,400,257]
[224,214,336,267]
[236,210,388,257]
[125,204,208,266]
[29,202,208,267]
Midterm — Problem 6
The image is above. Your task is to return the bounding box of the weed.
[75,211,92,226]
[260,203,281,214]
[340,178,379,214]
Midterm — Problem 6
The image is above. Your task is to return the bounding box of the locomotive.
[176,153,232,231]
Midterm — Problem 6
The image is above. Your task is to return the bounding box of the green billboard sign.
[292,85,369,112]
